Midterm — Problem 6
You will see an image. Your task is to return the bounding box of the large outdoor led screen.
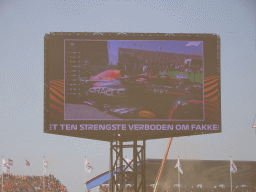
[44,32,221,141]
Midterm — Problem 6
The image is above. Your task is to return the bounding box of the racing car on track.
[79,70,204,120]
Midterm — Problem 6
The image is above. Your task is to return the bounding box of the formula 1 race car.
[79,70,204,120]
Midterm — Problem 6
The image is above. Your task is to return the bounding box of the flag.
[84,157,93,173]
[2,158,10,173]
[43,159,49,173]
[8,159,13,166]
[230,158,237,173]
[26,159,30,166]
[174,158,183,174]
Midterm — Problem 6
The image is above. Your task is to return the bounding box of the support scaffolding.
[110,140,146,192]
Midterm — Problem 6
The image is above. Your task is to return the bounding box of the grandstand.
[117,48,203,83]
[118,48,202,68]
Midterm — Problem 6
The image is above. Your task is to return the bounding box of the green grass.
[160,71,203,84]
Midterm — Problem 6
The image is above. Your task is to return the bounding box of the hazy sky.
[0,0,255,191]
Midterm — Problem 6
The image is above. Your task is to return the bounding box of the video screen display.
[44,33,221,141]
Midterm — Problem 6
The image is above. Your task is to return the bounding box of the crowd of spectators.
[119,62,202,77]
[0,173,67,192]
[118,48,203,76]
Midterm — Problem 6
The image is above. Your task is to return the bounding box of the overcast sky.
[0,0,255,191]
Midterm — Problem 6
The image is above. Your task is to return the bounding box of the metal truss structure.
[109,140,146,192]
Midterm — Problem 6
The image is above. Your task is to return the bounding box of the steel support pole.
[119,141,123,192]
[142,140,146,191]
[110,141,113,192]
[115,141,118,192]
[133,141,137,192]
